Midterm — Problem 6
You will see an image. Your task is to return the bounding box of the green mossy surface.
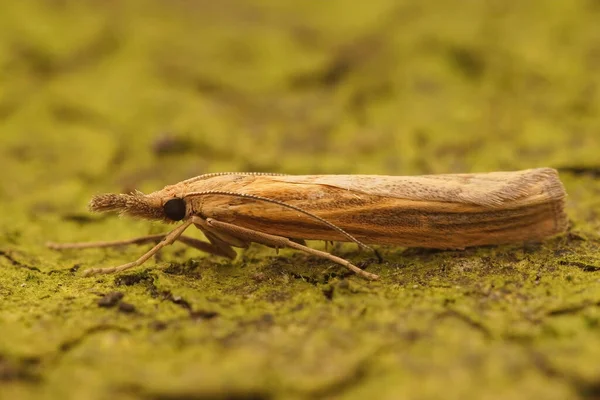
[1,1,600,399]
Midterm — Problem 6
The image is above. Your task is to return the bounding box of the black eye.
[164,198,186,221]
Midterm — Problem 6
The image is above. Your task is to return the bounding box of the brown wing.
[191,168,567,248]
[266,168,566,207]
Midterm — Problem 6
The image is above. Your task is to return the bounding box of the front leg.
[79,220,194,276]
[48,220,236,276]
[192,217,379,281]
[47,234,235,259]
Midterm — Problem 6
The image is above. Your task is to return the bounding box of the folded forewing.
[267,168,566,208]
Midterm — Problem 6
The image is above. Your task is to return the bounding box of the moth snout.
[88,193,164,220]
[89,193,130,213]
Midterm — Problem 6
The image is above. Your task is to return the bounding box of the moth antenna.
[183,190,374,252]
[182,172,289,185]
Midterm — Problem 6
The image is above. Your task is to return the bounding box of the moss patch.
[1,0,600,399]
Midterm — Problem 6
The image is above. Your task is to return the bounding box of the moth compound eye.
[163,198,186,221]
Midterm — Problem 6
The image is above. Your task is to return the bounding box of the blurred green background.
[1,1,599,399]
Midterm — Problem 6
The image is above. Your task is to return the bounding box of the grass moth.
[48,168,568,280]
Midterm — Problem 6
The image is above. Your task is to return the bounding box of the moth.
[47,168,568,280]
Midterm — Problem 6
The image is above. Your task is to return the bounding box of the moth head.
[89,191,189,222]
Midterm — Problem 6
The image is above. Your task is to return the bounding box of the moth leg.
[196,217,306,249]
[47,234,169,249]
[289,238,307,246]
[48,234,235,259]
[177,236,236,259]
[193,218,250,249]
[80,220,193,276]
[193,217,379,281]
[374,249,384,263]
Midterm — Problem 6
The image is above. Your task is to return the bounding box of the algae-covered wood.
[1,1,599,399]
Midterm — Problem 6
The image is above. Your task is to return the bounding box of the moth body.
[51,168,568,280]
[92,168,567,249]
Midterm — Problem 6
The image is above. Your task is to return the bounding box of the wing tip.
[464,167,567,207]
